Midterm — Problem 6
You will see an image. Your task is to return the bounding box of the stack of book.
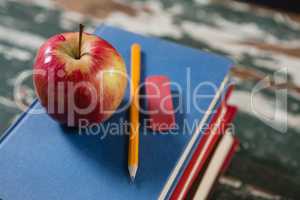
[0,25,238,200]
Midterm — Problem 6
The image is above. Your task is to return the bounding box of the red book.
[192,133,238,200]
[204,137,240,200]
[170,105,237,200]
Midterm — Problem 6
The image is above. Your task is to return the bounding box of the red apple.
[33,31,127,126]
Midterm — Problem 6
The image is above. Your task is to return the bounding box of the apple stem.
[77,24,84,59]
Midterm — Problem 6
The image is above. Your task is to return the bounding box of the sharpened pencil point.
[128,165,138,183]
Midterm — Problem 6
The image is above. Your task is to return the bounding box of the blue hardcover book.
[0,25,233,200]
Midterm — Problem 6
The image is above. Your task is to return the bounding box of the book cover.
[0,25,233,200]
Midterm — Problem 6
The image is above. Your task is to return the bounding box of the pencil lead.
[130,175,135,183]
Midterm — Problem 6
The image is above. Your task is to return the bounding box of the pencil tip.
[130,175,135,183]
[128,165,138,183]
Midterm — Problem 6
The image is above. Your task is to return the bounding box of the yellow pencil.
[128,43,141,182]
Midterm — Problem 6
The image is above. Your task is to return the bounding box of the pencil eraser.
[145,75,175,132]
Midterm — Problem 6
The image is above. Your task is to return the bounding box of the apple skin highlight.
[33,32,128,126]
